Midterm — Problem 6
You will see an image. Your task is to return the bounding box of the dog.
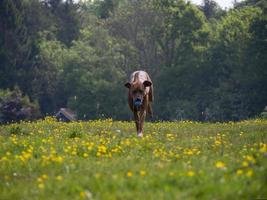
[124,71,153,136]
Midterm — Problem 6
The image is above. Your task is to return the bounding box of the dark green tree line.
[0,0,266,122]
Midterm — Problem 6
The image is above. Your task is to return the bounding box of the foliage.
[205,6,265,121]
[0,0,266,122]
[199,0,226,20]
[62,24,127,119]
[0,87,40,123]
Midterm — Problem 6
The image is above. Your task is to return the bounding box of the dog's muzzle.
[134,98,142,109]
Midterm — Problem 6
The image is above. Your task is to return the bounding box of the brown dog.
[125,71,153,136]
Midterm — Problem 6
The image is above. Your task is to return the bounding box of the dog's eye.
[132,90,137,94]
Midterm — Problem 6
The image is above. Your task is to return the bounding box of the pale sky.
[77,0,243,10]
[188,0,243,9]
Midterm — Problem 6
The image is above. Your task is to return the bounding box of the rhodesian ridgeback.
[125,71,153,136]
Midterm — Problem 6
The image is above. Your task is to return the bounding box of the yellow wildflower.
[56,176,63,181]
[169,171,175,176]
[80,191,86,198]
[246,169,253,177]
[215,139,222,145]
[139,170,146,176]
[236,169,243,175]
[0,156,8,161]
[83,153,88,158]
[187,170,195,177]
[215,161,226,169]
[242,161,249,167]
[37,177,43,183]
[127,171,133,177]
[42,174,48,180]
[259,143,266,153]
[38,183,45,189]
[245,155,256,164]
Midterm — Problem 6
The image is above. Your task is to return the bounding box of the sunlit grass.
[0,117,266,199]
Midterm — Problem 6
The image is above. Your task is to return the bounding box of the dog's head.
[125,81,152,110]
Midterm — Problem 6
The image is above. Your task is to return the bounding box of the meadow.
[0,117,266,200]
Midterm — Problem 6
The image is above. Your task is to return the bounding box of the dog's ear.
[143,80,152,87]
[124,82,131,88]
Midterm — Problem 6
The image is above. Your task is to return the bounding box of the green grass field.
[0,117,266,200]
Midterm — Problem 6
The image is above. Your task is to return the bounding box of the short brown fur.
[124,71,153,136]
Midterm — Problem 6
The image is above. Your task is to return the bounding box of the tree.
[31,31,67,114]
[0,0,32,90]
[106,0,162,76]
[204,6,263,121]
[41,0,81,46]
[0,0,266,121]
[153,0,211,120]
[199,0,225,20]
[61,24,128,119]
[234,0,266,8]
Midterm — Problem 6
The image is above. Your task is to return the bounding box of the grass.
[0,117,266,200]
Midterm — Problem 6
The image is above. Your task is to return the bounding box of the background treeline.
[0,0,266,123]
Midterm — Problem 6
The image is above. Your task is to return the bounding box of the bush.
[0,87,41,123]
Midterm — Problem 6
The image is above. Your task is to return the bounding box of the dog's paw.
[137,132,143,137]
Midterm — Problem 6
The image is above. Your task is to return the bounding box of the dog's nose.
[134,98,142,107]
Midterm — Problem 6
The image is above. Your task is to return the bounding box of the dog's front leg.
[134,111,142,137]
[139,110,146,136]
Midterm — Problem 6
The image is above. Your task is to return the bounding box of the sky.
[76,0,244,10]
[188,0,242,9]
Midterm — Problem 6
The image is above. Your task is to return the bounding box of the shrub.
[0,87,41,124]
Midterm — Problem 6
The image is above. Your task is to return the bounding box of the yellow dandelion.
[38,183,45,189]
[56,176,63,181]
[79,190,92,199]
[139,170,146,176]
[187,170,195,177]
[259,143,266,153]
[127,171,133,177]
[246,169,253,177]
[37,177,43,183]
[245,155,256,164]
[184,149,193,155]
[55,156,64,163]
[42,174,48,180]
[125,139,131,146]
[215,161,226,169]
[215,140,222,145]
[80,191,86,198]
[242,161,249,167]
[236,169,243,175]
[0,156,8,161]
[83,153,88,158]
[169,171,175,176]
